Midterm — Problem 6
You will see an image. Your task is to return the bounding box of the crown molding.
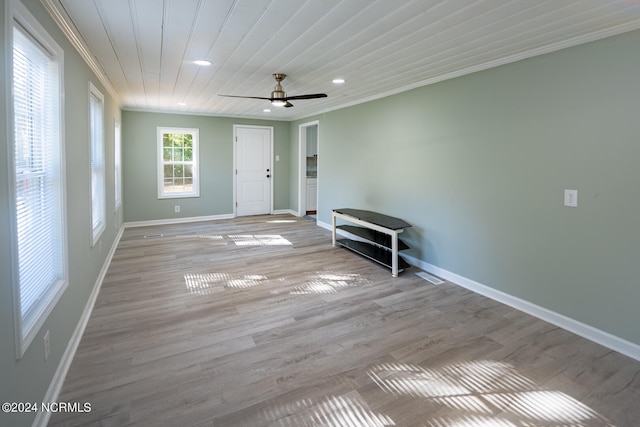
[40,0,120,104]
[296,20,640,122]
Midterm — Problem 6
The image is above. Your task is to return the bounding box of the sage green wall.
[293,30,640,346]
[122,111,290,222]
[0,1,122,426]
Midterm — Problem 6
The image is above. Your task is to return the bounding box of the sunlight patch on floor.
[289,272,370,295]
[196,234,224,239]
[262,392,395,427]
[229,234,292,246]
[368,360,615,426]
[184,272,268,294]
[425,414,517,427]
[173,233,292,246]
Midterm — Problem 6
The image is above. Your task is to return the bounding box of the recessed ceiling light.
[332,78,345,84]
[263,108,271,113]
[193,60,211,66]
[177,102,187,106]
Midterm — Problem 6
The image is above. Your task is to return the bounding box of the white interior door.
[235,126,272,216]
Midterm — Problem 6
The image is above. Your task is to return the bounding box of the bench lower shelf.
[336,238,410,272]
[337,225,409,250]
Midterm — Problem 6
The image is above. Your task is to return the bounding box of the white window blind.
[89,84,105,244]
[114,121,122,211]
[11,12,67,356]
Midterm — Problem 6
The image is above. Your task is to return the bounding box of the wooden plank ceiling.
[46,0,640,120]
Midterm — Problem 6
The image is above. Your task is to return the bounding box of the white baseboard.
[402,253,640,362]
[124,213,234,228]
[324,221,640,362]
[318,219,332,231]
[33,225,126,427]
[273,209,297,216]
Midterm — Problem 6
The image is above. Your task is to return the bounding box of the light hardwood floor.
[50,215,640,426]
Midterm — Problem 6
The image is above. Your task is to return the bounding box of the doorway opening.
[298,121,319,217]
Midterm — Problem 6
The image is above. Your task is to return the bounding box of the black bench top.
[333,208,411,230]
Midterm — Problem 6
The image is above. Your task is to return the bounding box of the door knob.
[267,174,271,178]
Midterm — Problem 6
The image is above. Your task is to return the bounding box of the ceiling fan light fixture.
[271,99,287,107]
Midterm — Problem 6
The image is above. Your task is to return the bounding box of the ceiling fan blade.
[218,94,272,100]
[285,93,328,101]
[284,102,294,108]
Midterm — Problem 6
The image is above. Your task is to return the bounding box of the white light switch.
[564,189,578,207]
[275,155,280,161]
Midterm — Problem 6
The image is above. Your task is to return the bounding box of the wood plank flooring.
[50,215,640,426]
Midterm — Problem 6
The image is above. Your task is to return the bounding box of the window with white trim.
[114,120,122,211]
[157,127,200,198]
[89,83,105,245]
[10,1,67,357]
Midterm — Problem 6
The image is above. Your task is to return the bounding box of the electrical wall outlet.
[564,189,578,207]
[174,205,180,213]
[44,330,51,361]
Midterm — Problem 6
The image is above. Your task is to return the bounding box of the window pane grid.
[158,128,199,198]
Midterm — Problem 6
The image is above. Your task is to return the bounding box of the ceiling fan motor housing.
[271,73,287,100]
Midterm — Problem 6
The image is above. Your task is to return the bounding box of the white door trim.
[233,124,274,216]
[298,120,320,217]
